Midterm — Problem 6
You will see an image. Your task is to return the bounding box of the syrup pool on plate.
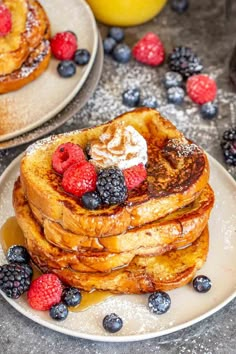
[0,217,114,311]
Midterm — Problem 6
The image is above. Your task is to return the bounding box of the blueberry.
[140,96,159,109]
[122,88,140,107]
[49,303,68,321]
[57,60,76,78]
[171,0,189,13]
[108,27,125,42]
[74,49,90,65]
[163,71,183,89]
[112,44,131,63]
[148,291,171,314]
[62,287,81,307]
[167,86,185,105]
[81,191,102,210]
[200,102,218,119]
[7,245,30,264]
[193,275,212,293]
[103,313,123,333]
[103,37,116,54]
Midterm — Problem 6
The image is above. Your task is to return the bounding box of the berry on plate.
[108,27,125,42]
[0,4,12,37]
[62,287,82,307]
[74,49,91,65]
[200,102,218,119]
[27,274,63,311]
[193,275,212,293]
[50,31,77,60]
[81,191,102,210]
[132,32,165,66]
[122,88,140,107]
[57,60,76,78]
[0,263,32,299]
[140,96,159,109]
[186,74,217,104]
[123,163,147,190]
[112,43,131,63]
[167,86,185,105]
[168,46,203,78]
[171,0,189,13]
[103,37,116,54]
[103,313,123,333]
[148,291,171,314]
[163,71,183,89]
[7,245,30,264]
[221,127,236,166]
[62,161,97,197]
[52,142,86,175]
[49,303,68,321]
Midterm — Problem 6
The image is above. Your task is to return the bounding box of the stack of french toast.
[13,108,214,294]
[0,0,50,94]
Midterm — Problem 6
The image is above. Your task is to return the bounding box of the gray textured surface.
[0,0,236,352]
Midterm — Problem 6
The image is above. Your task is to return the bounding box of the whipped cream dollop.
[89,122,148,169]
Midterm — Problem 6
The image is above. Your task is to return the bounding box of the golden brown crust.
[20,109,210,237]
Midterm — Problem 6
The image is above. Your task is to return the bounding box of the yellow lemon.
[86,0,167,26]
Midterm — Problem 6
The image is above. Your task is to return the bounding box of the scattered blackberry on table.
[112,44,131,63]
[103,37,116,54]
[140,96,159,109]
[193,275,212,293]
[57,60,76,78]
[167,86,185,105]
[163,71,183,89]
[0,263,32,299]
[148,291,171,314]
[221,127,236,166]
[103,313,123,333]
[108,27,125,42]
[171,0,189,13]
[74,49,90,65]
[62,287,82,307]
[49,303,69,321]
[168,46,203,78]
[81,191,102,210]
[122,88,140,107]
[200,102,218,119]
[7,245,30,264]
[96,167,127,205]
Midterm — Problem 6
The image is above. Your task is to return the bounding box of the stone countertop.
[0,0,235,352]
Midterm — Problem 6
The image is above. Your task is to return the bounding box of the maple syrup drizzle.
[0,217,114,311]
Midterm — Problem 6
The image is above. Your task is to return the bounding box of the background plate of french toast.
[0,109,235,342]
[0,0,98,142]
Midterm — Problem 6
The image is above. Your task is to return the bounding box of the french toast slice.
[0,0,50,76]
[13,177,212,273]
[20,108,209,237]
[0,38,51,94]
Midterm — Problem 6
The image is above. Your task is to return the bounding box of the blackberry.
[103,313,123,333]
[81,191,102,210]
[49,303,68,321]
[112,44,131,63]
[103,37,116,54]
[96,167,127,205]
[7,245,30,264]
[57,60,76,78]
[167,86,185,105]
[193,275,212,293]
[168,47,203,78]
[148,291,171,314]
[74,49,90,66]
[108,27,125,42]
[0,263,32,299]
[163,71,183,89]
[62,287,82,307]
[122,88,140,107]
[221,127,236,166]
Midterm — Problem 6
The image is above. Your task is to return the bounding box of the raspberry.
[52,142,86,175]
[186,74,217,104]
[0,4,12,37]
[132,32,165,66]
[50,32,77,60]
[27,274,62,311]
[62,161,97,197]
[123,164,147,190]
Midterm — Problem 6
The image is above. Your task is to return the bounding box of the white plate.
[0,154,236,342]
[0,0,98,142]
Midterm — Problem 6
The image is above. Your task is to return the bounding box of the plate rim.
[0,153,235,342]
[0,0,98,143]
